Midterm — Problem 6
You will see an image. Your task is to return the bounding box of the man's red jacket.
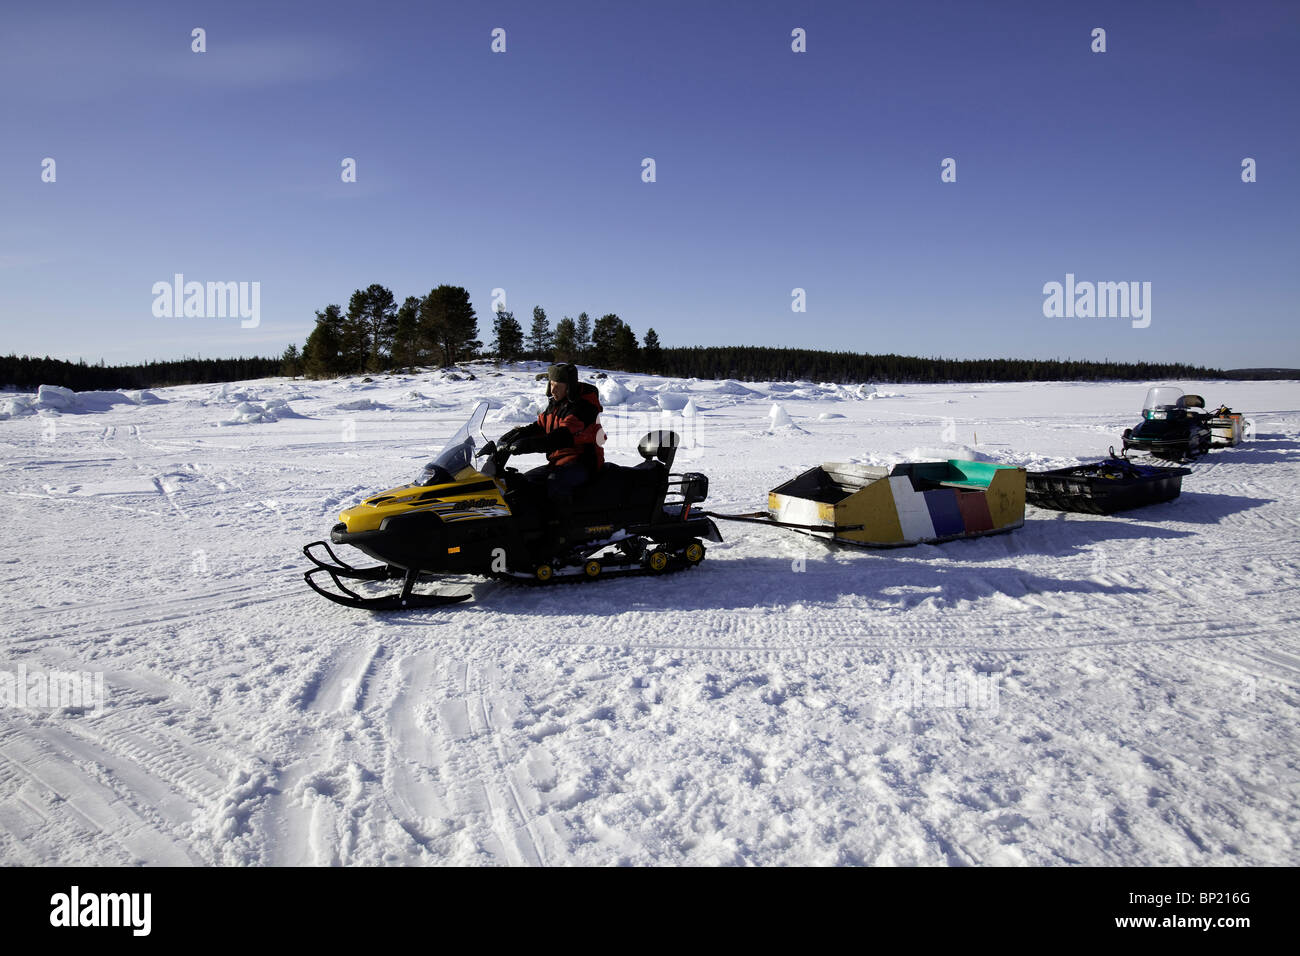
[536,382,605,469]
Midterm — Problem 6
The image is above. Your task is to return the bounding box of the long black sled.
[1025,453,1191,515]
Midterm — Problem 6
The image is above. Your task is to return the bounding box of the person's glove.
[510,434,547,455]
[498,424,541,455]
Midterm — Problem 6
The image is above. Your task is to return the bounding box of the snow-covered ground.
[1,366,1297,866]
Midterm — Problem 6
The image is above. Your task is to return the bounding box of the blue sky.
[2,0,1297,368]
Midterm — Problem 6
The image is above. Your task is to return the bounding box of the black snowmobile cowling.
[303,402,721,610]
[1120,387,1212,462]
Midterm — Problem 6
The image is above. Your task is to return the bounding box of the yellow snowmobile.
[303,402,720,610]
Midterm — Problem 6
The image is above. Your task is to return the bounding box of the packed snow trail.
[1,370,1297,864]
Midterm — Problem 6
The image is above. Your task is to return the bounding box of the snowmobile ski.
[303,565,473,610]
[302,540,403,581]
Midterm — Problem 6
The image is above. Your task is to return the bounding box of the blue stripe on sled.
[923,489,965,537]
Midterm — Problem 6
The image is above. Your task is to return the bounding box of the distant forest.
[1,346,1236,392]
[0,354,281,391]
[650,347,1224,384]
[0,280,1275,391]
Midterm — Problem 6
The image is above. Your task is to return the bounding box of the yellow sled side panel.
[984,467,1027,530]
[834,478,906,545]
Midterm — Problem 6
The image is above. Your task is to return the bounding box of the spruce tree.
[642,328,662,371]
[418,285,480,367]
[302,305,344,378]
[528,306,551,356]
[390,296,421,370]
[613,323,639,370]
[341,290,372,373]
[359,284,397,372]
[552,317,577,362]
[280,344,301,378]
[491,310,525,362]
[591,313,623,368]
[575,312,592,358]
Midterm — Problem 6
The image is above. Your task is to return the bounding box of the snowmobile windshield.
[415,402,490,485]
[1143,387,1184,411]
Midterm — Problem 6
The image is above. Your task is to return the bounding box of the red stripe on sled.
[955,490,993,532]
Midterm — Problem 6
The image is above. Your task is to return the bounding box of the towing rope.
[698,510,865,534]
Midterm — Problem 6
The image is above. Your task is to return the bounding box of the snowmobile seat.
[573,460,668,516]
[638,430,680,470]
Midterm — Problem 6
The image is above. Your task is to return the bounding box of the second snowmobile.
[1120,387,1212,462]
[303,403,721,610]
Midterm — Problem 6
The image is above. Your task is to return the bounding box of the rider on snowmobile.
[497,364,604,546]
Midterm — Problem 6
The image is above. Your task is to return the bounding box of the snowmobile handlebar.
[475,439,515,478]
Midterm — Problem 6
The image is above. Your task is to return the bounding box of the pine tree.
[280,344,301,378]
[528,306,551,356]
[552,317,577,362]
[614,323,639,370]
[491,310,525,362]
[591,313,623,368]
[575,312,592,359]
[357,284,397,372]
[390,296,421,370]
[642,328,662,371]
[418,285,480,367]
[302,305,344,378]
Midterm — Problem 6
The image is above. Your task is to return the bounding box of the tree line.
[285,282,1228,384]
[1,344,1232,392]
[647,347,1225,384]
[0,280,1247,391]
[284,282,662,378]
[0,354,281,391]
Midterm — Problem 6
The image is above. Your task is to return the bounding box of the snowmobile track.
[10,580,302,643]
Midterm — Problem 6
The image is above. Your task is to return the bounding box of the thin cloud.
[0,16,349,102]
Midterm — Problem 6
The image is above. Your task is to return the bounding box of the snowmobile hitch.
[699,510,866,534]
[303,564,471,611]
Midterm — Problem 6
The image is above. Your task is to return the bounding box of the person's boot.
[546,494,575,555]
[544,518,567,555]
